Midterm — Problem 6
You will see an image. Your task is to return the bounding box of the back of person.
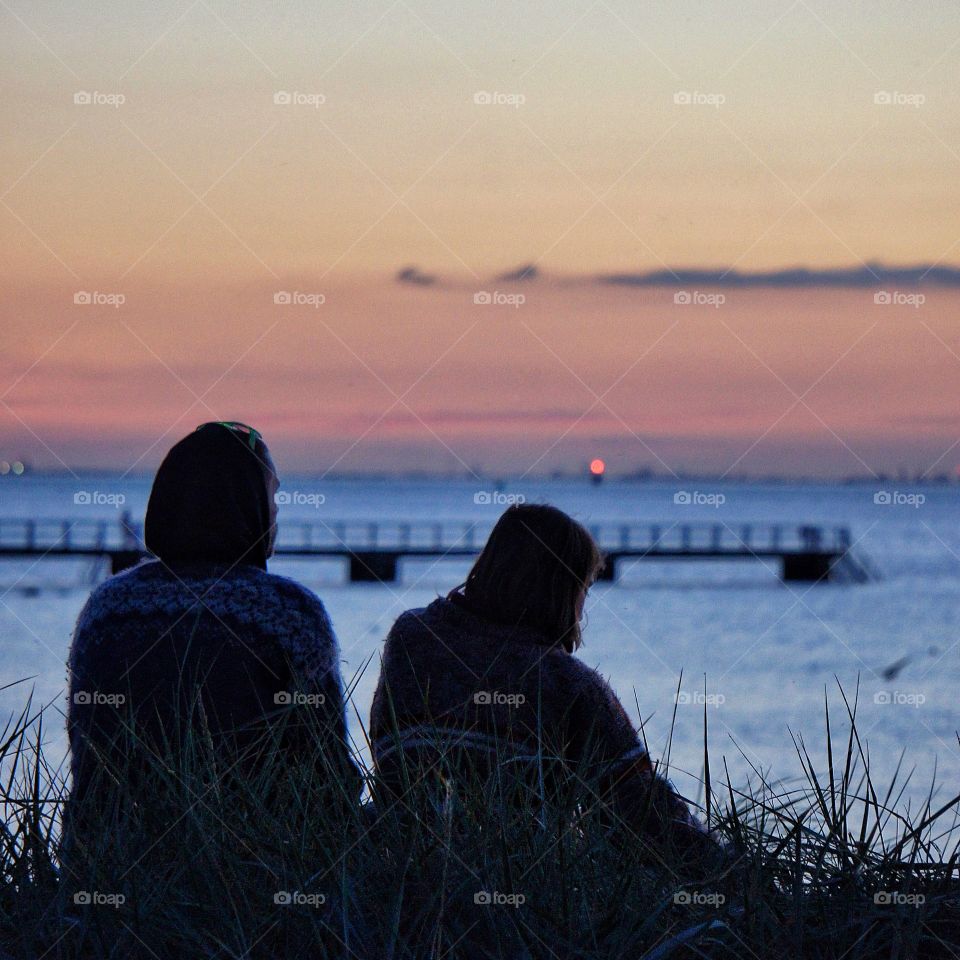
[65,423,359,847]
[68,560,353,803]
[370,504,712,855]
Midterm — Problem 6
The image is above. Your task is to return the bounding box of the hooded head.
[144,422,278,570]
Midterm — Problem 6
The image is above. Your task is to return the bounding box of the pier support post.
[349,552,398,583]
[596,555,617,582]
[782,554,832,583]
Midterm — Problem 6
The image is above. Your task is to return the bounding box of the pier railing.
[0,518,867,582]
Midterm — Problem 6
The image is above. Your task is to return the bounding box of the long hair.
[450,504,603,652]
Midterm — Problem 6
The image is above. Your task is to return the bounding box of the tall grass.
[0,679,957,959]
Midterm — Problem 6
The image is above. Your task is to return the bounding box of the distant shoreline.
[3,470,957,486]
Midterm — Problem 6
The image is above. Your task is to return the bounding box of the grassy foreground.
[0,681,957,960]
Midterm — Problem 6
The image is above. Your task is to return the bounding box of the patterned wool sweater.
[67,559,359,801]
[370,596,707,846]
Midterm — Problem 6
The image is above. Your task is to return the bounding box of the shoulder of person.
[248,571,341,683]
[74,560,159,629]
[560,653,631,715]
[256,569,331,620]
[379,604,439,660]
[388,603,434,637]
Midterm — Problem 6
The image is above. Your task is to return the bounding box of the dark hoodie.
[66,424,359,817]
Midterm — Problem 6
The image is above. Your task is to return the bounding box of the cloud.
[495,263,539,282]
[394,262,960,288]
[396,266,436,286]
[597,264,960,287]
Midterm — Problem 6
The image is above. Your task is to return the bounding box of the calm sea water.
[1,475,958,827]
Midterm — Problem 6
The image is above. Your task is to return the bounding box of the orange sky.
[2,0,959,476]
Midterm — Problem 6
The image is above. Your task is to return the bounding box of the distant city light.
[12,461,24,475]
[589,458,605,476]
[0,461,9,475]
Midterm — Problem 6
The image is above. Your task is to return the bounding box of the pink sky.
[2,0,959,477]
[3,278,958,478]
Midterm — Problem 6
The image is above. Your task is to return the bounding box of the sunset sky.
[2,0,959,477]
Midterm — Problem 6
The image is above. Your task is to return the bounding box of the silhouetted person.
[370,503,714,858]
[66,422,359,853]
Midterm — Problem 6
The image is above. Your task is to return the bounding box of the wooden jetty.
[0,519,873,584]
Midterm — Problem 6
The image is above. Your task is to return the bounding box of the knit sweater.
[369,596,708,847]
[67,559,359,803]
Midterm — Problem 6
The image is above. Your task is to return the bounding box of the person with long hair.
[369,503,711,853]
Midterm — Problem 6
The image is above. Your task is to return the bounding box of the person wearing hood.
[65,422,360,823]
